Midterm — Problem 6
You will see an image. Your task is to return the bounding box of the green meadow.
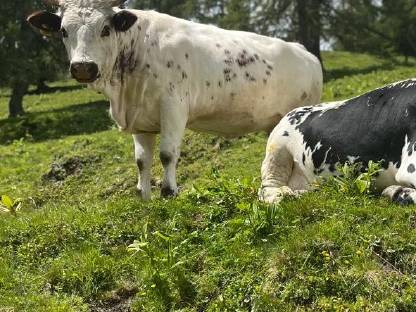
[1,51,416,311]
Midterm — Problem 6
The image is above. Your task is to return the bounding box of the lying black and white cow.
[27,0,323,200]
[260,79,416,205]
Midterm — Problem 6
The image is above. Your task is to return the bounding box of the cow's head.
[27,0,137,83]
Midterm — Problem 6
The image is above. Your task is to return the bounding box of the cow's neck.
[98,16,151,89]
[91,15,156,131]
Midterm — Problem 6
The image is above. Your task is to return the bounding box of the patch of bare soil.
[42,155,100,182]
[89,285,138,312]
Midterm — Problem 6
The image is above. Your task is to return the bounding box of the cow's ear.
[112,10,137,32]
[27,11,61,34]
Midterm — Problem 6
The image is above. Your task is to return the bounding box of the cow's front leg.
[382,185,416,205]
[159,105,187,198]
[133,133,156,200]
[259,127,296,204]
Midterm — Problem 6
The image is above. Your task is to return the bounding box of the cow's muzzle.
[70,62,99,83]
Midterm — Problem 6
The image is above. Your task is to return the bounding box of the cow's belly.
[187,109,281,136]
[187,87,311,136]
[295,159,400,192]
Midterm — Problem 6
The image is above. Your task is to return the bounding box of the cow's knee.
[382,185,416,205]
[136,158,145,172]
[160,150,174,167]
[136,158,152,200]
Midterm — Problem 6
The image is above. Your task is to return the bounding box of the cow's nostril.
[70,63,83,75]
[70,62,99,82]
[87,63,98,75]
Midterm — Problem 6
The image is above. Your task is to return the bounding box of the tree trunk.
[36,79,50,93]
[296,0,323,64]
[8,82,28,118]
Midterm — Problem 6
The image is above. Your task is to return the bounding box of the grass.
[1,51,416,311]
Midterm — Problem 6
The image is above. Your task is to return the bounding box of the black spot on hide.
[296,80,416,171]
[114,48,138,82]
[287,107,313,126]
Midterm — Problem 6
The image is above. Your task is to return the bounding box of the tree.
[0,0,66,118]
[295,0,325,62]
[328,0,384,54]
[130,0,254,30]
[251,0,293,37]
[129,0,197,18]
[328,0,416,62]
[379,0,416,62]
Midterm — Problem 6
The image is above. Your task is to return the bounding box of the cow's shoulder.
[284,101,343,127]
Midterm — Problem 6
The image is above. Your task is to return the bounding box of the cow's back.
[140,11,323,136]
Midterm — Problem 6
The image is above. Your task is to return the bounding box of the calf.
[28,0,323,199]
[260,79,416,205]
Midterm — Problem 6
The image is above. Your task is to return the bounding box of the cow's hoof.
[137,185,151,201]
[161,186,177,198]
[382,186,402,199]
[395,188,416,206]
[137,189,151,201]
[382,186,416,206]
[259,186,294,204]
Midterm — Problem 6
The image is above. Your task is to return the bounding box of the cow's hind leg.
[382,186,416,205]
[133,133,156,200]
[259,134,295,204]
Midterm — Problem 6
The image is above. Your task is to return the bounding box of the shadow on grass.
[0,101,114,144]
[26,84,84,95]
[324,63,396,82]
[1,84,84,98]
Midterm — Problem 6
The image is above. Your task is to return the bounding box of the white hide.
[58,4,324,135]
[57,1,323,199]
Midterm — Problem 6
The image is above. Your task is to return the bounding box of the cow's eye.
[61,27,68,38]
[101,25,111,37]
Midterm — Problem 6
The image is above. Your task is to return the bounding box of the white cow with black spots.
[260,79,416,205]
[28,0,323,199]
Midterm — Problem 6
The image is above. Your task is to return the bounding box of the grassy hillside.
[1,51,416,311]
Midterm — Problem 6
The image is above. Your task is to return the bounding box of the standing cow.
[260,79,416,205]
[28,0,323,199]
